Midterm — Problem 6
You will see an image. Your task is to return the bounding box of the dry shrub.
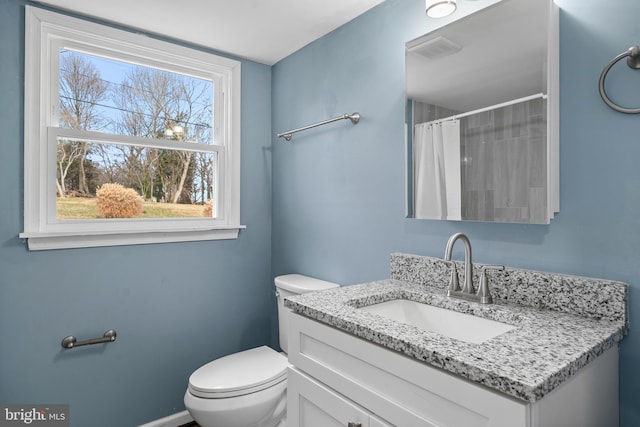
[203,199,213,217]
[96,183,143,218]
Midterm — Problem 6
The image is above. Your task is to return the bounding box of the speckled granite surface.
[391,253,628,327]
[284,255,628,403]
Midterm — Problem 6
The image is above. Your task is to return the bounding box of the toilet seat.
[188,346,288,399]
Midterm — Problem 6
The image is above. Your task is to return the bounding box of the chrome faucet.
[444,233,475,295]
[443,233,502,304]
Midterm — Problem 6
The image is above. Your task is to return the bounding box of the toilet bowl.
[184,346,288,427]
[184,274,340,427]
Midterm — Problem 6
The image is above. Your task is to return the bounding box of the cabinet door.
[288,367,379,427]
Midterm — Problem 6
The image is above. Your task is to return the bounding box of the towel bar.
[277,112,360,141]
[61,329,117,349]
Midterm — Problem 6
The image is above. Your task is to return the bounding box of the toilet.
[184,274,340,427]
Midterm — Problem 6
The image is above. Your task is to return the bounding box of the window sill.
[19,226,245,251]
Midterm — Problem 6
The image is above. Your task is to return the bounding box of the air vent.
[407,36,462,60]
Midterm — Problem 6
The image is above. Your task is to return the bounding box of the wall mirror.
[405,0,559,224]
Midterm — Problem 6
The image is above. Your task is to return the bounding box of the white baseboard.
[138,410,194,427]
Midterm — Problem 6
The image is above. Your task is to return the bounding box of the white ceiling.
[406,0,549,112]
[33,0,385,65]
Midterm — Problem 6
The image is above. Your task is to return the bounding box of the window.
[21,7,242,250]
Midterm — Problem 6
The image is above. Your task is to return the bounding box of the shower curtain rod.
[277,112,360,141]
[424,93,547,126]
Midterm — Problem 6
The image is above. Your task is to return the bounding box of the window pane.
[55,139,216,220]
[59,49,213,145]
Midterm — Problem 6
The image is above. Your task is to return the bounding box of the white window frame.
[21,7,243,251]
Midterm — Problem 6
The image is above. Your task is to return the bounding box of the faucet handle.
[476,265,504,304]
[481,265,505,273]
[443,260,461,292]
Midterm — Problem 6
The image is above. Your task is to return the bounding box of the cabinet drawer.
[288,312,528,427]
[288,367,392,427]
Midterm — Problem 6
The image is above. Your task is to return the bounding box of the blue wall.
[0,0,273,425]
[3,0,640,425]
[272,0,640,425]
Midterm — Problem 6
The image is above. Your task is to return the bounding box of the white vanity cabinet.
[286,312,619,427]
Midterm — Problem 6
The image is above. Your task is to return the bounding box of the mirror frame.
[405,0,559,224]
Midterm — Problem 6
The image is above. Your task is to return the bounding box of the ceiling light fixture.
[425,0,457,18]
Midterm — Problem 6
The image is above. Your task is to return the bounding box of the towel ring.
[598,45,640,114]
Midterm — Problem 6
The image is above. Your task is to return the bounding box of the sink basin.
[359,299,516,344]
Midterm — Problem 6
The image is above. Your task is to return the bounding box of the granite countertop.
[284,278,627,403]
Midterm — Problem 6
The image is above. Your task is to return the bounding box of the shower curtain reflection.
[413,120,461,220]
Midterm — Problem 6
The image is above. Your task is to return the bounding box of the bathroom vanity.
[284,254,628,427]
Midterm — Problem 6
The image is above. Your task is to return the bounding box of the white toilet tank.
[274,274,339,353]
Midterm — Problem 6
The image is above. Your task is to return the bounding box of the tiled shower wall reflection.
[413,98,547,223]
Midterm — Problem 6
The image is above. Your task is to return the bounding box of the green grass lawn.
[56,197,206,220]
